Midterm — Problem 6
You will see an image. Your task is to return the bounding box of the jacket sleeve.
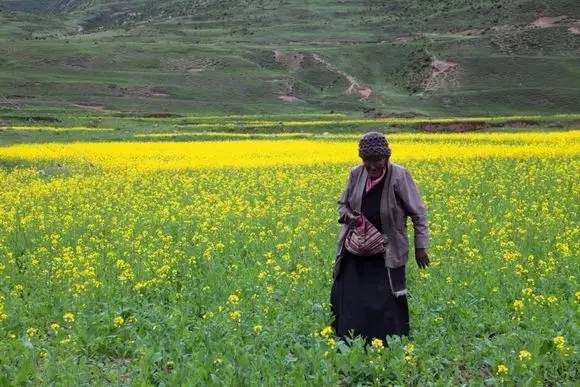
[337,167,359,225]
[396,168,429,249]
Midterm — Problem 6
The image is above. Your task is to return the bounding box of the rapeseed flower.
[518,350,532,361]
[63,312,75,323]
[113,316,125,328]
[320,326,333,337]
[371,338,384,348]
[496,364,508,375]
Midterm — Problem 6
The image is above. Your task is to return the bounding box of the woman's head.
[358,131,390,178]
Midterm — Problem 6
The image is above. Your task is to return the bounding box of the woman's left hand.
[415,248,429,269]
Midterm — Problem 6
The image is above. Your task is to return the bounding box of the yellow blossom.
[320,325,333,337]
[518,350,532,361]
[228,294,240,303]
[496,364,508,375]
[553,336,570,354]
[229,310,241,322]
[371,338,384,348]
[63,312,75,323]
[112,316,125,328]
[26,327,38,337]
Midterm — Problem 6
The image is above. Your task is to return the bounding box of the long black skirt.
[330,249,410,346]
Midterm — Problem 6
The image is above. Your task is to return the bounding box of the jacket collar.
[350,160,393,215]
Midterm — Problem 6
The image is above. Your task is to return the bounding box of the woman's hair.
[358,131,391,159]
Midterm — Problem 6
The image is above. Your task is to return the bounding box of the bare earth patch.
[530,16,568,28]
[526,15,580,36]
[267,78,304,103]
[423,59,460,92]
[420,122,487,132]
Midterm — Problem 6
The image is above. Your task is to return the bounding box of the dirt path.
[311,53,372,100]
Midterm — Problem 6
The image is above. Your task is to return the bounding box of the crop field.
[0,129,578,384]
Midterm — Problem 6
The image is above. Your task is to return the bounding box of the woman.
[330,131,430,346]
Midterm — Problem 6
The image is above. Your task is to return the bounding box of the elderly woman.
[330,131,430,346]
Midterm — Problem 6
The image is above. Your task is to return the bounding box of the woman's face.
[362,156,387,179]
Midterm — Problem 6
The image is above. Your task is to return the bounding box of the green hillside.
[1,0,579,116]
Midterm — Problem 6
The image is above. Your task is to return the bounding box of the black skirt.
[330,248,410,346]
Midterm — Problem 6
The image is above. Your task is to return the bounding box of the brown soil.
[501,120,539,128]
[419,122,488,132]
[418,119,539,132]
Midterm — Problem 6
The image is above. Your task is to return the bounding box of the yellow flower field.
[0,130,577,171]
[0,131,578,384]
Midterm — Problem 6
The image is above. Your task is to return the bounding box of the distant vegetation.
[0,0,579,116]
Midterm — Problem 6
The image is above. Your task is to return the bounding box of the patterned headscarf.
[358,131,391,159]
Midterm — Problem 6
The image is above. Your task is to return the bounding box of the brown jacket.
[333,160,429,279]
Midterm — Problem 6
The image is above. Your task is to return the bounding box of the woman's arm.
[337,167,360,225]
[395,168,429,249]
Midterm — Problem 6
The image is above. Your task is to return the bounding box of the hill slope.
[1,0,579,116]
